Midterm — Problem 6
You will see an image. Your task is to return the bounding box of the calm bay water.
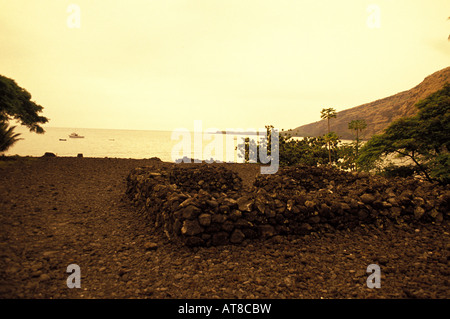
[5,127,251,162]
[6,126,358,164]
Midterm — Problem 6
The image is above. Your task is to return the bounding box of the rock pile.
[167,165,242,193]
[126,164,449,247]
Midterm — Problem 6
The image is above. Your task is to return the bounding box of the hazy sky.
[1,0,449,132]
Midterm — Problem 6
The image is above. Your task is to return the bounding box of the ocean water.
[5,126,359,164]
[5,126,254,162]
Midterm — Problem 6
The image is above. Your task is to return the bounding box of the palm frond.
[0,122,23,152]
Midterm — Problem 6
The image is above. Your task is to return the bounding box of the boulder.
[360,193,376,205]
[185,236,204,247]
[258,225,276,238]
[212,232,229,246]
[181,220,203,236]
[42,152,56,157]
[181,205,201,220]
[237,196,253,212]
[198,213,212,227]
[230,229,245,244]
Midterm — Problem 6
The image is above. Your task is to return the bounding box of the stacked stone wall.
[126,164,449,246]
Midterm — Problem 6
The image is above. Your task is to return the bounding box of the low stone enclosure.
[125,163,450,247]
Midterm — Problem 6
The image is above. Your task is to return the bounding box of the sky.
[1,0,449,132]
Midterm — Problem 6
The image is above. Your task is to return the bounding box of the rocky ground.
[0,157,449,299]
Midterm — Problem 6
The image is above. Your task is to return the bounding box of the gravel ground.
[0,157,449,299]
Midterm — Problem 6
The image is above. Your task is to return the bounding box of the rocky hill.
[289,66,450,140]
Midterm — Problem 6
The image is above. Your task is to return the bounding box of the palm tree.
[348,119,367,146]
[0,122,22,153]
[320,108,337,134]
[323,132,339,165]
[348,119,367,170]
[320,108,337,164]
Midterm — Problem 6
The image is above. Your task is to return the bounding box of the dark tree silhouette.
[0,75,48,134]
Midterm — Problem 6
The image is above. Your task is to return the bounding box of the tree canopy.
[357,83,450,184]
[320,107,337,133]
[237,127,340,168]
[0,75,48,133]
[348,119,367,140]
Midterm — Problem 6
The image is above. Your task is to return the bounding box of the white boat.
[69,132,84,138]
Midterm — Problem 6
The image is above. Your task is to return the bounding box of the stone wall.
[126,164,450,247]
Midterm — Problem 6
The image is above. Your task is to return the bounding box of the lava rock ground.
[0,157,449,299]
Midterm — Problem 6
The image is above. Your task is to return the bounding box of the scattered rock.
[42,152,56,157]
[300,223,312,233]
[304,200,316,209]
[144,242,158,251]
[414,207,426,219]
[237,196,253,212]
[42,251,58,258]
[360,194,376,205]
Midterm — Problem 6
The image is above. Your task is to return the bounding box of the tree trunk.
[396,150,433,183]
[328,143,331,165]
[355,129,359,171]
[327,118,331,165]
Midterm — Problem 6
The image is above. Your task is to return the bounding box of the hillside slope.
[290,66,450,140]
